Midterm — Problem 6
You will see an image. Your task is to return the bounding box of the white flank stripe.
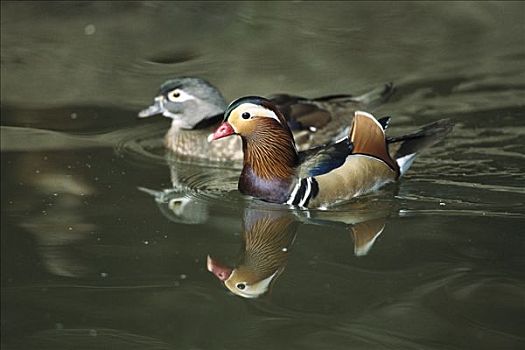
[286,182,301,205]
[298,178,312,207]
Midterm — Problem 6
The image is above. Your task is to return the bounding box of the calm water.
[2,2,525,349]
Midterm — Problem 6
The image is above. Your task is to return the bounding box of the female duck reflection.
[207,206,390,299]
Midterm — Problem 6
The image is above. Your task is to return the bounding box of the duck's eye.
[167,90,181,102]
[241,112,251,120]
[236,283,246,290]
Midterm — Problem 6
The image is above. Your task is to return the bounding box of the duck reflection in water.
[207,209,298,299]
[138,186,210,225]
[207,202,393,299]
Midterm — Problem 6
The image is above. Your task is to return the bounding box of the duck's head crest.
[211,96,291,141]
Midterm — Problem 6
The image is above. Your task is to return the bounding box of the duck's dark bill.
[209,122,235,141]
[138,97,163,118]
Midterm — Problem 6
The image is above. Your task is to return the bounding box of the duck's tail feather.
[387,119,454,176]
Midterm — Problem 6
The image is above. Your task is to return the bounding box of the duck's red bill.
[209,122,235,141]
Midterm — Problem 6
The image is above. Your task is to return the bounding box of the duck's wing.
[296,113,394,178]
[350,111,399,173]
[269,94,334,132]
[269,84,395,149]
[387,118,454,158]
[317,82,395,110]
[377,116,391,130]
[269,93,349,150]
[297,137,354,178]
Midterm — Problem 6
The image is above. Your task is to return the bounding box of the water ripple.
[399,209,524,219]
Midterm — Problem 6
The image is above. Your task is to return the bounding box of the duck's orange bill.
[209,122,235,141]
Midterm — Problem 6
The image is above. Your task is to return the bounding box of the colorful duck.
[210,96,453,208]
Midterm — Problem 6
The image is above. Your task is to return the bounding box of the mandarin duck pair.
[139,77,395,165]
[140,77,453,209]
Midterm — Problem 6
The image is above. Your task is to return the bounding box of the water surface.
[1,2,524,349]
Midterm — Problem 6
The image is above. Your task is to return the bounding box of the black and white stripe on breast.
[286,177,319,207]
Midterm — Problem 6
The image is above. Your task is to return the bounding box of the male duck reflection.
[210,96,453,208]
[138,77,395,163]
[207,208,390,299]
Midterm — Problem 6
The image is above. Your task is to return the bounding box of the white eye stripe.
[167,89,196,103]
[234,103,282,124]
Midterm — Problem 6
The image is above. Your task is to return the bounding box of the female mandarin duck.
[138,77,395,164]
[210,96,453,208]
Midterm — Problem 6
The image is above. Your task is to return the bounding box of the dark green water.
[1,2,524,349]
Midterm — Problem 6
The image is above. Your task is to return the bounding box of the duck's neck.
[169,115,221,132]
[169,98,226,131]
[193,113,224,130]
[239,124,299,203]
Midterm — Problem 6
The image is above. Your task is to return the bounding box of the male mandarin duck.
[138,77,395,164]
[210,96,454,208]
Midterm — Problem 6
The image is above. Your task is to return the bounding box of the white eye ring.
[167,89,195,103]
